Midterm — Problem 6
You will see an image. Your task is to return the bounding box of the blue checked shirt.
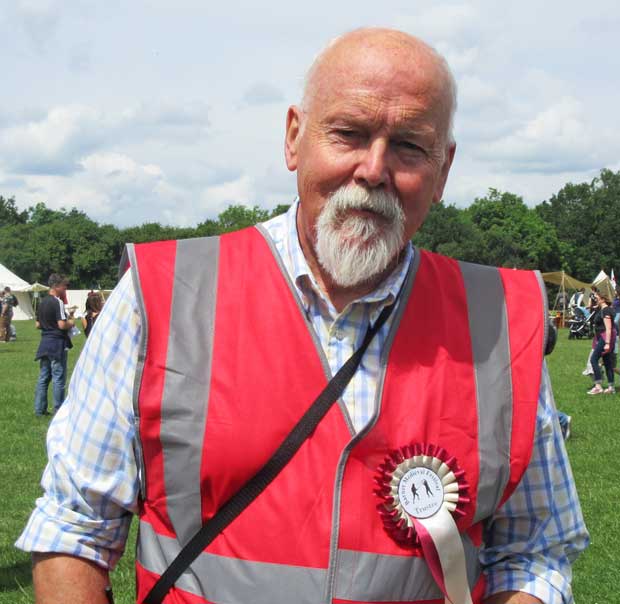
[17,202,588,603]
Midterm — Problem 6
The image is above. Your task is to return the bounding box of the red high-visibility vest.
[124,226,545,604]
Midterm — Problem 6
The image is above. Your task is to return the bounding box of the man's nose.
[353,138,390,189]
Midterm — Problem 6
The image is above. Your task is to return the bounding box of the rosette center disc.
[397,467,444,519]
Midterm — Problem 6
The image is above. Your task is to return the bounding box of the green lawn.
[0,321,617,603]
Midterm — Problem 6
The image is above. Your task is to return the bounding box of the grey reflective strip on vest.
[126,243,149,500]
[137,519,479,604]
[137,520,327,604]
[458,261,512,522]
[161,237,220,544]
[334,535,481,602]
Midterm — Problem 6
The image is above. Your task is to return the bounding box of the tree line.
[1,168,618,289]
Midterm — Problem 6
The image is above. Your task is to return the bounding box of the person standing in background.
[587,291,616,394]
[33,274,75,416]
[81,291,104,338]
[0,286,17,342]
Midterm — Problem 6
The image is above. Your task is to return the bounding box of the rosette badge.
[374,443,469,547]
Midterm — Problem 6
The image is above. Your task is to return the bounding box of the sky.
[1,0,619,227]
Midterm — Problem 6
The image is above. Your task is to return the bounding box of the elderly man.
[17,29,587,604]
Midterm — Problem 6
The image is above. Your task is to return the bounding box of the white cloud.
[395,4,478,43]
[458,75,502,110]
[199,174,256,215]
[0,105,106,174]
[241,82,285,106]
[394,3,486,78]
[14,152,274,228]
[474,97,608,173]
[68,41,92,73]
[118,102,211,143]
[13,0,61,52]
[79,152,162,181]
[0,102,210,175]
[14,151,186,226]
[441,46,481,74]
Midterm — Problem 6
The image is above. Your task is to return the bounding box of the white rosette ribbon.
[374,443,472,604]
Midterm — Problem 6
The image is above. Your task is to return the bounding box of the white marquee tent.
[0,262,36,320]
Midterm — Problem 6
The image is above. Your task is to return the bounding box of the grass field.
[1,321,618,603]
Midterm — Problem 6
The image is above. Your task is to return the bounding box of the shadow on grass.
[0,559,32,593]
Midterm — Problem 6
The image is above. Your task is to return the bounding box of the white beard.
[315,185,406,289]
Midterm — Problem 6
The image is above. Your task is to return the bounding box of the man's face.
[55,282,68,296]
[285,41,455,287]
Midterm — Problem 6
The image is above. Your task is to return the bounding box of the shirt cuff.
[15,495,132,570]
[484,566,573,604]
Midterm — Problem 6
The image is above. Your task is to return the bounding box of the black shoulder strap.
[545,319,557,355]
[144,302,396,604]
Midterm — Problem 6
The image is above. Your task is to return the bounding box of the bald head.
[302,28,457,145]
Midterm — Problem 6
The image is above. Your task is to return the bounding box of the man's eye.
[396,140,423,152]
[334,129,361,139]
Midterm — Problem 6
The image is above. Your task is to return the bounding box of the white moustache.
[328,186,404,224]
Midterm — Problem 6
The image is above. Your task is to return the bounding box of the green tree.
[194,219,220,237]
[0,203,124,288]
[0,223,39,280]
[537,169,620,280]
[216,204,270,233]
[0,195,28,226]
[466,189,563,270]
[269,204,291,218]
[119,223,195,244]
[25,215,113,287]
[412,203,484,263]
[27,202,69,226]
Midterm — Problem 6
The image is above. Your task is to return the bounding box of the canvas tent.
[592,270,616,300]
[541,271,591,312]
[541,271,591,292]
[29,282,50,314]
[0,262,36,320]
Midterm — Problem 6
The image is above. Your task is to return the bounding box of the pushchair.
[567,307,594,339]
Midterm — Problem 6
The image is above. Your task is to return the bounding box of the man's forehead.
[299,29,455,145]
[320,102,440,135]
[309,44,448,113]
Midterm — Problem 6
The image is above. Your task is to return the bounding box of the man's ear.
[432,143,456,204]
[285,105,303,171]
